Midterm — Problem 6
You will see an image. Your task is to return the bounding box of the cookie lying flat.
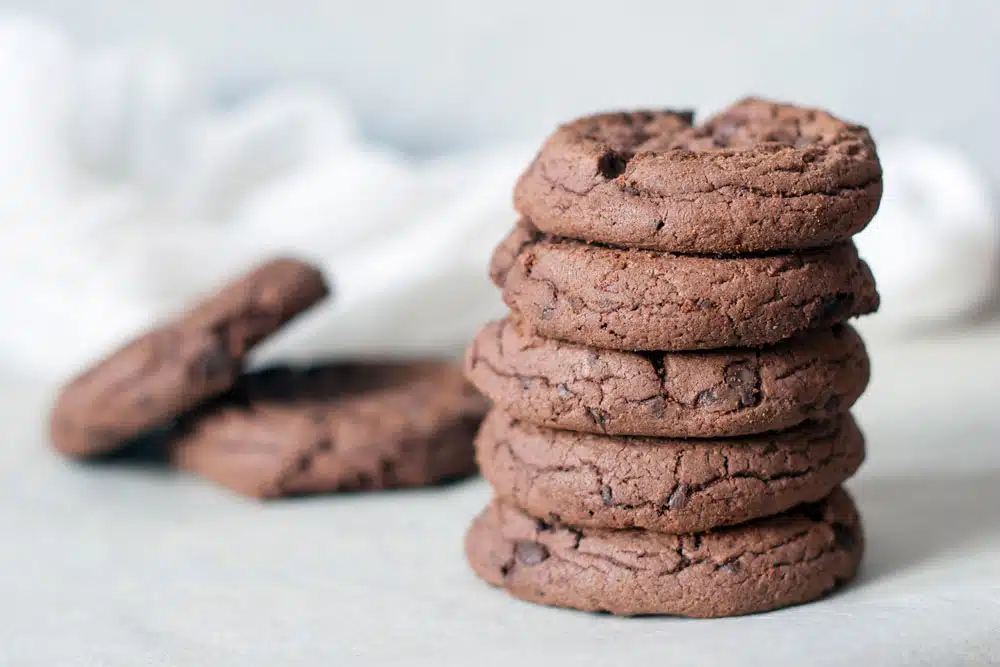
[495,222,879,351]
[476,409,864,533]
[514,99,882,253]
[50,258,329,457]
[466,317,869,437]
[171,361,487,498]
[466,486,862,617]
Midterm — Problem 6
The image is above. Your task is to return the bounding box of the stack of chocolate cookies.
[465,99,881,617]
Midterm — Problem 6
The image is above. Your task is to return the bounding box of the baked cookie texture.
[50,258,329,457]
[466,487,863,617]
[466,317,869,438]
[475,409,864,533]
[467,97,880,617]
[514,99,882,253]
[172,361,487,498]
[495,221,879,351]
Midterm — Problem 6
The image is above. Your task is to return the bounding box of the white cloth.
[0,15,996,380]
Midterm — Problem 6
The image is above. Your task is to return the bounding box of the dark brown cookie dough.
[466,316,869,437]
[50,258,329,457]
[496,222,879,351]
[475,409,864,533]
[171,361,487,498]
[465,486,863,617]
[514,99,882,253]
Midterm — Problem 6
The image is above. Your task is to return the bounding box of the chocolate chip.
[587,407,609,427]
[600,485,613,506]
[514,540,549,565]
[666,483,690,510]
[641,395,666,419]
[695,389,718,407]
[724,361,761,408]
[718,559,742,575]
[596,151,628,179]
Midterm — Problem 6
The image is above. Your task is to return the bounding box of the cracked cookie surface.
[465,486,863,617]
[476,409,864,533]
[466,316,869,437]
[514,98,881,253]
[495,220,879,351]
[171,361,487,498]
[50,258,329,457]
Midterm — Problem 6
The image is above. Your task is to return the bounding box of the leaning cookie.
[496,221,879,351]
[466,486,863,617]
[476,409,864,533]
[171,361,487,498]
[50,258,329,458]
[514,99,882,253]
[466,317,869,438]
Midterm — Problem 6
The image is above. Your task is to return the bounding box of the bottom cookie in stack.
[466,486,863,618]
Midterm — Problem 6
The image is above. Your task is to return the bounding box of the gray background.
[4,0,999,189]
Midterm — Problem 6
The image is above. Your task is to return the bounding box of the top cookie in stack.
[515,98,881,254]
[465,98,881,618]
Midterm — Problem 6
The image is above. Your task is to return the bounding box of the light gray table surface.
[2,324,999,666]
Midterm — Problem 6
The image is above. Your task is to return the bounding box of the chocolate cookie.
[466,317,869,437]
[465,486,863,617]
[476,409,864,533]
[50,258,329,457]
[171,361,487,498]
[514,99,882,253]
[496,222,879,351]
